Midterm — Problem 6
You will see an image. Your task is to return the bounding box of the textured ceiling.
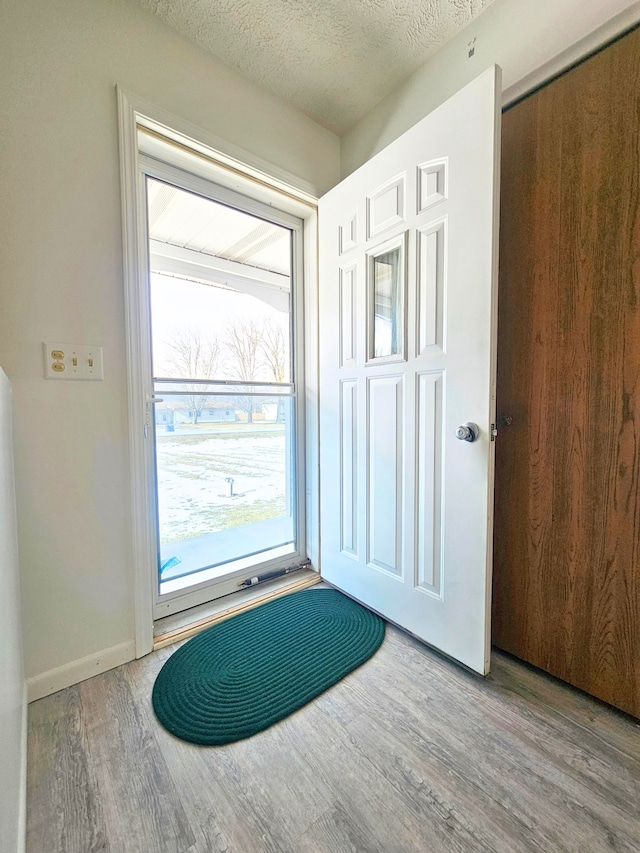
[131,0,496,134]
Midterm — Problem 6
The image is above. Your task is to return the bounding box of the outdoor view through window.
[146,178,296,594]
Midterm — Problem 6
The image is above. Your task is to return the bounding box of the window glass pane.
[146,176,301,597]
[155,394,296,587]
[146,178,292,384]
[372,246,402,358]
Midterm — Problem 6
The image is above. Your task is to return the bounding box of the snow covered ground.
[155,425,290,545]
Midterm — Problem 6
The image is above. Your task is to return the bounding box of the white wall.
[0,0,339,695]
[341,0,640,176]
[0,369,26,853]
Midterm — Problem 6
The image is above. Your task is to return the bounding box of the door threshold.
[153,569,320,650]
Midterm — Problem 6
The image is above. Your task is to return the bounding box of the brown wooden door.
[493,26,640,718]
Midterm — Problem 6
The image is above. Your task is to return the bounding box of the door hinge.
[490,423,498,441]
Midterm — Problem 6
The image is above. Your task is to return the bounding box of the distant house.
[155,403,176,429]
[155,399,238,429]
[196,402,236,424]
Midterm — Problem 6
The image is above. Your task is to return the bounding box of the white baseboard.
[27,641,136,703]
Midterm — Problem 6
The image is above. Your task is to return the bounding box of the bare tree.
[261,319,288,383]
[261,319,288,422]
[165,327,222,424]
[225,320,265,422]
[225,320,263,380]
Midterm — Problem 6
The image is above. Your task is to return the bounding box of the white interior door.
[318,66,501,675]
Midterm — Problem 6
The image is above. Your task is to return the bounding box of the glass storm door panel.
[144,174,304,609]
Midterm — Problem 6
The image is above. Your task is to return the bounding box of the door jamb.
[117,89,320,658]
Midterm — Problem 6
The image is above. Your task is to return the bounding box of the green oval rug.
[152,588,385,745]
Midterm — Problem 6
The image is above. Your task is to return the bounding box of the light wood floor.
[28,625,640,852]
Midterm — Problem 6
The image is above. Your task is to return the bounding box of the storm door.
[141,163,306,619]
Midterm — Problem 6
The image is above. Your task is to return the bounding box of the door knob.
[455,422,479,442]
[498,414,513,427]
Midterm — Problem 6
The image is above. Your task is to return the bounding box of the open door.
[318,66,501,675]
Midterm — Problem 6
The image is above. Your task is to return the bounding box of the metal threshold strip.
[154,566,319,650]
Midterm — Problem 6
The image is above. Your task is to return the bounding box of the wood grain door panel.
[493,27,640,717]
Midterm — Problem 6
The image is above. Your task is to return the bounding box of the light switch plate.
[44,342,104,380]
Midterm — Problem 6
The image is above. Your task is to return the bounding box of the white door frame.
[117,90,320,657]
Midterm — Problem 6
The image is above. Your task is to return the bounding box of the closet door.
[493,26,640,717]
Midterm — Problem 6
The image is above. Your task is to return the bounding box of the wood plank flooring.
[27,625,640,853]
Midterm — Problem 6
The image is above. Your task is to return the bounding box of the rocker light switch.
[44,342,104,380]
